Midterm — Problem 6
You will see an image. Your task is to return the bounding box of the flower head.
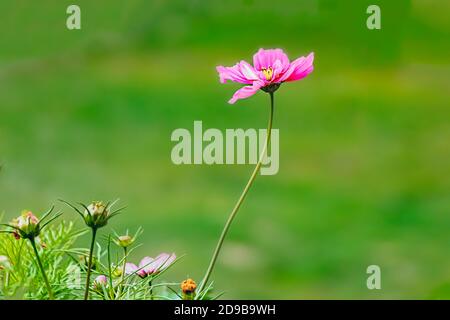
[12,211,40,237]
[125,253,176,278]
[181,278,197,300]
[116,235,133,247]
[93,275,108,290]
[216,48,314,103]
[111,264,123,278]
[1,207,61,240]
[84,201,110,228]
[113,227,142,248]
[60,199,123,229]
[181,278,197,294]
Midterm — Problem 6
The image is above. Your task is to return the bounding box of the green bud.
[115,235,134,248]
[84,201,110,228]
[11,211,41,239]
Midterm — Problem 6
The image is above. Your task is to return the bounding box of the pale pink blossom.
[125,253,176,278]
[93,275,108,289]
[11,211,40,239]
[16,211,39,229]
[217,48,314,103]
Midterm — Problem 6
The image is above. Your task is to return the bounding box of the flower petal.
[154,253,176,271]
[216,60,257,84]
[228,81,263,104]
[238,61,259,81]
[94,275,107,285]
[125,263,138,275]
[270,59,285,82]
[279,52,314,82]
[253,48,290,71]
[139,256,154,269]
[140,256,166,275]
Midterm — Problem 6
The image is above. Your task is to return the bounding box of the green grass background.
[0,0,449,298]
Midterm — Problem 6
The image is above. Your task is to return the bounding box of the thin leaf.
[39,205,55,223]
[58,199,85,220]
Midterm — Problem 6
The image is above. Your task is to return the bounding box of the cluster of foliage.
[0,201,214,300]
[0,221,85,299]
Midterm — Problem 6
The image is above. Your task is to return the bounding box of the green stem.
[30,237,54,300]
[198,92,275,294]
[84,227,97,300]
[119,246,127,297]
[107,236,114,299]
[149,280,153,300]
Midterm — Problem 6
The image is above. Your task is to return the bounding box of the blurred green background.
[0,0,449,299]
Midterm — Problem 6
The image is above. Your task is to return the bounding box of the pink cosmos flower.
[125,253,176,278]
[216,48,314,104]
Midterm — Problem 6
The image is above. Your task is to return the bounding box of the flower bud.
[86,202,107,217]
[112,264,123,278]
[113,228,142,249]
[181,278,197,300]
[1,206,59,242]
[116,235,134,248]
[11,211,40,239]
[93,275,108,290]
[84,201,110,228]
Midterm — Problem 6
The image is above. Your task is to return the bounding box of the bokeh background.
[0,0,449,299]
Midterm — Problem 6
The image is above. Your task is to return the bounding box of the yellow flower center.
[262,67,273,81]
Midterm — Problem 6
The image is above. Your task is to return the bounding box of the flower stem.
[149,280,153,300]
[198,92,275,294]
[84,227,97,300]
[119,246,127,297]
[30,237,54,300]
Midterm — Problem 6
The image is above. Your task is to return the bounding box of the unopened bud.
[181,278,197,300]
[116,235,134,248]
[93,275,108,290]
[84,201,110,228]
[11,211,40,239]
